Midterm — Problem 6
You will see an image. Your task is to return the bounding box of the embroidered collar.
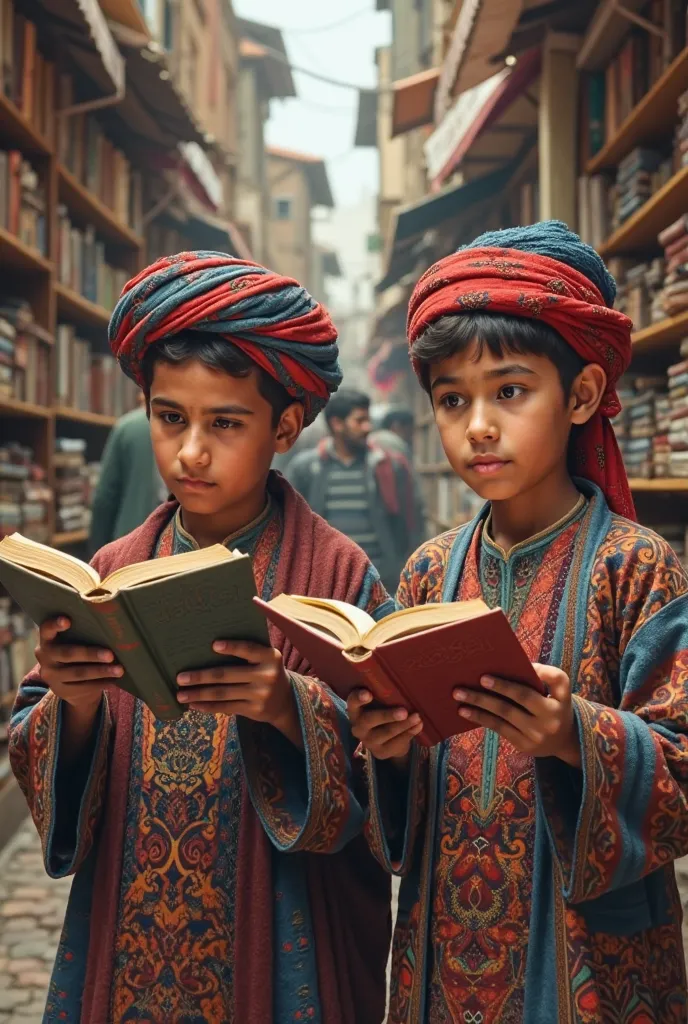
[174,493,274,553]
[482,492,587,562]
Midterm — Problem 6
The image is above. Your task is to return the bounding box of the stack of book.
[0,0,56,143]
[658,215,688,319]
[0,298,51,405]
[668,354,688,479]
[55,324,139,417]
[577,175,611,251]
[0,151,47,254]
[678,89,688,170]
[57,208,129,310]
[54,438,89,535]
[0,597,35,742]
[0,443,52,543]
[58,73,143,235]
[614,375,670,479]
[614,260,666,331]
[611,148,672,230]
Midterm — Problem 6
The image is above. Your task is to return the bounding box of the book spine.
[90,595,181,721]
[352,651,440,747]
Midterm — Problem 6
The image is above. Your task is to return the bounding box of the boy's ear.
[569,363,607,426]
[274,401,305,454]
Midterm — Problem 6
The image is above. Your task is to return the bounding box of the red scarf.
[408,247,635,519]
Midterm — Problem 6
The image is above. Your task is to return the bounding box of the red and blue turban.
[108,251,342,424]
[408,221,636,519]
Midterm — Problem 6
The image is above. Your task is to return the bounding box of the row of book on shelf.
[578,85,688,251]
[0,0,57,143]
[579,2,687,164]
[0,438,100,541]
[0,595,33,742]
[56,325,139,417]
[58,207,131,310]
[614,332,688,482]
[0,297,51,406]
[612,212,688,330]
[0,151,46,254]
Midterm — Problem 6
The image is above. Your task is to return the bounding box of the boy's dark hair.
[324,388,370,426]
[141,332,294,427]
[411,312,585,399]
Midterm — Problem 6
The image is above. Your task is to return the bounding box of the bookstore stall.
[0,0,233,797]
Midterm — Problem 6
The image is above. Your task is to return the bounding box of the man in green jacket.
[88,397,165,554]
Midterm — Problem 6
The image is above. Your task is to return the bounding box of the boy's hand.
[35,617,122,714]
[348,690,424,763]
[453,664,581,768]
[176,640,300,745]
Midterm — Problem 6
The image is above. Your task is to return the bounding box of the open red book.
[255,595,545,746]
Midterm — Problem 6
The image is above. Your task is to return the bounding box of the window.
[274,197,293,221]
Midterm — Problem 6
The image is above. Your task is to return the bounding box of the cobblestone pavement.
[0,819,71,1023]
[0,820,688,1022]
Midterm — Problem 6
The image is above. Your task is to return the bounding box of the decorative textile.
[407,221,636,519]
[108,251,342,424]
[365,483,688,1022]
[9,473,394,1023]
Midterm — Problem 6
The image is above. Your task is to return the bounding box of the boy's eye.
[160,411,183,425]
[439,393,464,410]
[498,384,526,400]
[214,417,241,430]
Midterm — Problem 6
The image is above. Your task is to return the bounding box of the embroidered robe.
[366,483,688,1024]
[10,473,394,1023]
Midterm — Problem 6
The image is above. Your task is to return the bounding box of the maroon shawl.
[81,474,390,1022]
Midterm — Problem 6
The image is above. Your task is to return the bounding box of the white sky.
[232,0,390,206]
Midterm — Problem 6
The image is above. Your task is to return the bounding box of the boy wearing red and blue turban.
[10,252,393,1023]
[348,222,688,1022]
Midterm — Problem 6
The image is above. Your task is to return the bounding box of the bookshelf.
[632,311,688,352]
[599,165,688,257]
[57,164,144,250]
[0,225,52,273]
[630,478,688,492]
[586,47,688,174]
[52,528,89,547]
[54,406,117,428]
[55,282,112,330]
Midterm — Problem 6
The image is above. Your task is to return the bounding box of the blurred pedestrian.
[286,388,420,593]
[371,406,426,538]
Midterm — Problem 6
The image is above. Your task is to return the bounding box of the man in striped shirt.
[286,389,420,593]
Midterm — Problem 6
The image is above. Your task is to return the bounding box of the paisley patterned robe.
[365,482,688,1023]
[10,475,394,1023]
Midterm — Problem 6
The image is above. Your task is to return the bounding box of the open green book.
[0,533,270,720]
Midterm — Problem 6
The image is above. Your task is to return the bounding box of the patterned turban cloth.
[408,221,636,520]
[108,251,342,425]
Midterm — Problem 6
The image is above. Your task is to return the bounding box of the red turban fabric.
[408,247,635,519]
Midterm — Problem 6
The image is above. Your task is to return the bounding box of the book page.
[0,533,99,593]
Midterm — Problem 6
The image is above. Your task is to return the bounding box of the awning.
[41,0,124,97]
[435,0,524,121]
[426,47,540,187]
[238,19,296,99]
[99,0,150,36]
[266,147,334,208]
[182,192,253,260]
[109,27,207,149]
[376,160,517,292]
[391,67,440,137]
[354,89,378,147]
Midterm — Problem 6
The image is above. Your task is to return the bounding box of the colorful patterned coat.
[9,474,394,1024]
[365,482,688,1023]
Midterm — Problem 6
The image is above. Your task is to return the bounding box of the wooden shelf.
[577,0,647,72]
[629,478,688,492]
[599,166,688,258]
[54,406,116,428]
[52,529,89,547]
[58,165,143,250]
[0,91,52,156]
[55,283,111,330]
[0,397,52,419]
[587,49,688,174]
[632,311,688,352]
[0,225,51,274]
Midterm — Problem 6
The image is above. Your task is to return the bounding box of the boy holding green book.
[349,222,688,1023]
[10,252,393,1023]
